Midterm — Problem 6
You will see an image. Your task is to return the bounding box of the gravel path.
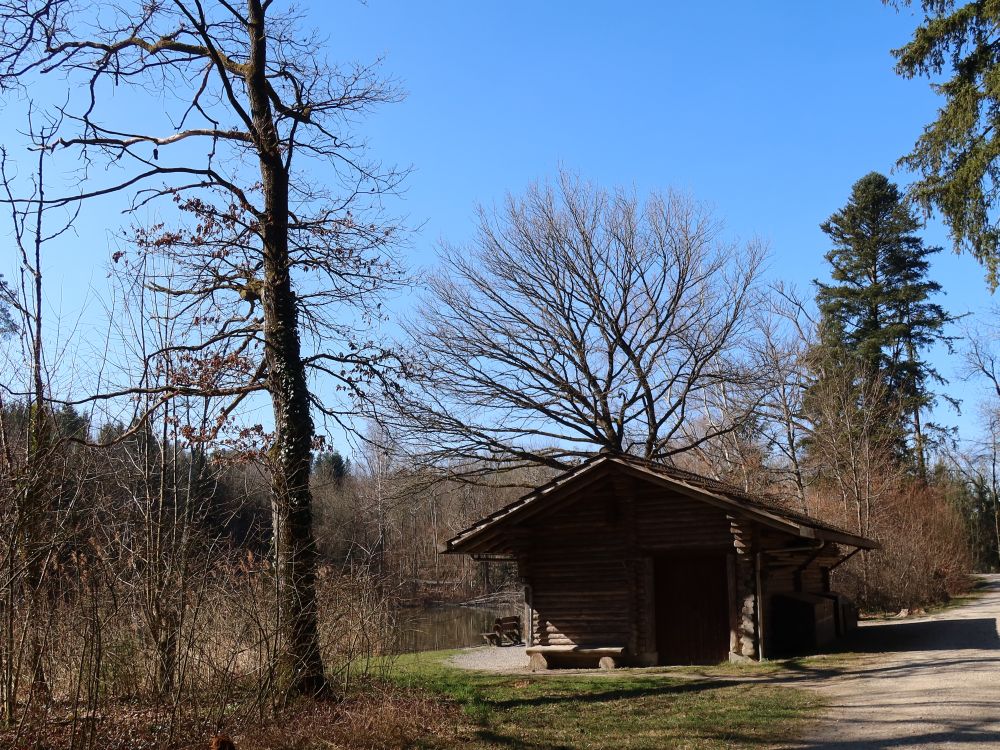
[794,573,1000,749]
[446,576,1000,748]
[447,645,530,673]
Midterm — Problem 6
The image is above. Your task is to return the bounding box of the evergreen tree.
[314,450,349,487]
[813,172,953,478]
[892,0,1000,287]
[0,273,14,336]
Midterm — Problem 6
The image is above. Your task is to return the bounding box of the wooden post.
[640,556,657,665]
[756,551,766,661]
[515,546,535,646]
[529,652,548,671]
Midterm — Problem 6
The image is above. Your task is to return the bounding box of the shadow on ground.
[782,602,1000,748]
[791,714,1000,749]
[463,678,811,750]
[487,678,726,710]
[840,617,1000,653]
[766,616,1000,681]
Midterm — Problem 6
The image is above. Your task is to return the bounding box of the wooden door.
[654,554,730,665]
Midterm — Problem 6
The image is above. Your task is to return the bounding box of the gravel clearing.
[447,645,530,673]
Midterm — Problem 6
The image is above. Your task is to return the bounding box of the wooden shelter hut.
[441,454,876,669]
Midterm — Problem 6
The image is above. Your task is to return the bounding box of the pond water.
[395,604,522,653]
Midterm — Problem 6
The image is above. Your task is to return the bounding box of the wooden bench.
[525,645,625,671]
[481,616,522,646]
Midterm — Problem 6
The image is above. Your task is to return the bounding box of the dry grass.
[236,689,459,750]
[0,650,824,750]
[0,684,459,750]
[0,567,412,748]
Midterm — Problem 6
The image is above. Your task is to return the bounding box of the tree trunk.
[247,0,325,698]
[908,337,927,482]
[911,405,926,482]
[25,145,50,703]
[261,164,325,698]
[993,437,1000,571]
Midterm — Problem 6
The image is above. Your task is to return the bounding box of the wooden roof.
[441,454,878,554]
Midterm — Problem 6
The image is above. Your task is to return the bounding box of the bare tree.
[383,173,766,478]
[0,1,406,696]
[944,416,1000,573]
[806,354,902,538]
[101,253,223,703]
[0,112,80,712]
[963,309,1000,403]
[955,311,1000,569]
[676,398,773,495]
[753,284,817,510]
[804,350,904,598]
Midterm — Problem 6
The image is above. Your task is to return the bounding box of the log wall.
[515,472,848,664]
[521,479,631,648]
[730,518,759,659]
[633,484,733,550]
[520,476,745,658]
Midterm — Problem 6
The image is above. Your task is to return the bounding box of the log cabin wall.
[518,475,758,664]
[631,484,734,550]
[757,536,843,657]
[759,535,841,600]
[447,456,874,667]
[632,483,739,664]
[520,476,631,649]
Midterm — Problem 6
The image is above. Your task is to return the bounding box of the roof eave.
[441,454,878,555]
[806,526,880,550]
[441,455,615,554]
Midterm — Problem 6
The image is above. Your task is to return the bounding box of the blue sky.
[1,1,995,444]
[327,0,995,438]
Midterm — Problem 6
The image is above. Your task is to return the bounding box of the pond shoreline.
[394,597,523,653]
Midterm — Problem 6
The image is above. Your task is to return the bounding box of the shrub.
[820,482,972,611]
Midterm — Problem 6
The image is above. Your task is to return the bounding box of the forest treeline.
[1,1,1000,748]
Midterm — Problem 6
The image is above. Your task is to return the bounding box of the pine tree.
[314,450,349,487]
[813,172,953,478]
[0,274,15,336]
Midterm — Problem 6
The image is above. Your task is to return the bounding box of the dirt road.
[796,573,1000,748]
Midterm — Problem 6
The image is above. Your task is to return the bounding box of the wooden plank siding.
[522,480,631,648]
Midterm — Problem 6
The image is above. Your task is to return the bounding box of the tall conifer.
[813,172,953,478]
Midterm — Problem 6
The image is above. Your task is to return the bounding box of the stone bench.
[525,645,626,671]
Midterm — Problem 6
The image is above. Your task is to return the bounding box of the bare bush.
[824,482,972,611]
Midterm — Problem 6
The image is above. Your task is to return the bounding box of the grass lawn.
[391,650,823,750]
[928,575,994,613]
